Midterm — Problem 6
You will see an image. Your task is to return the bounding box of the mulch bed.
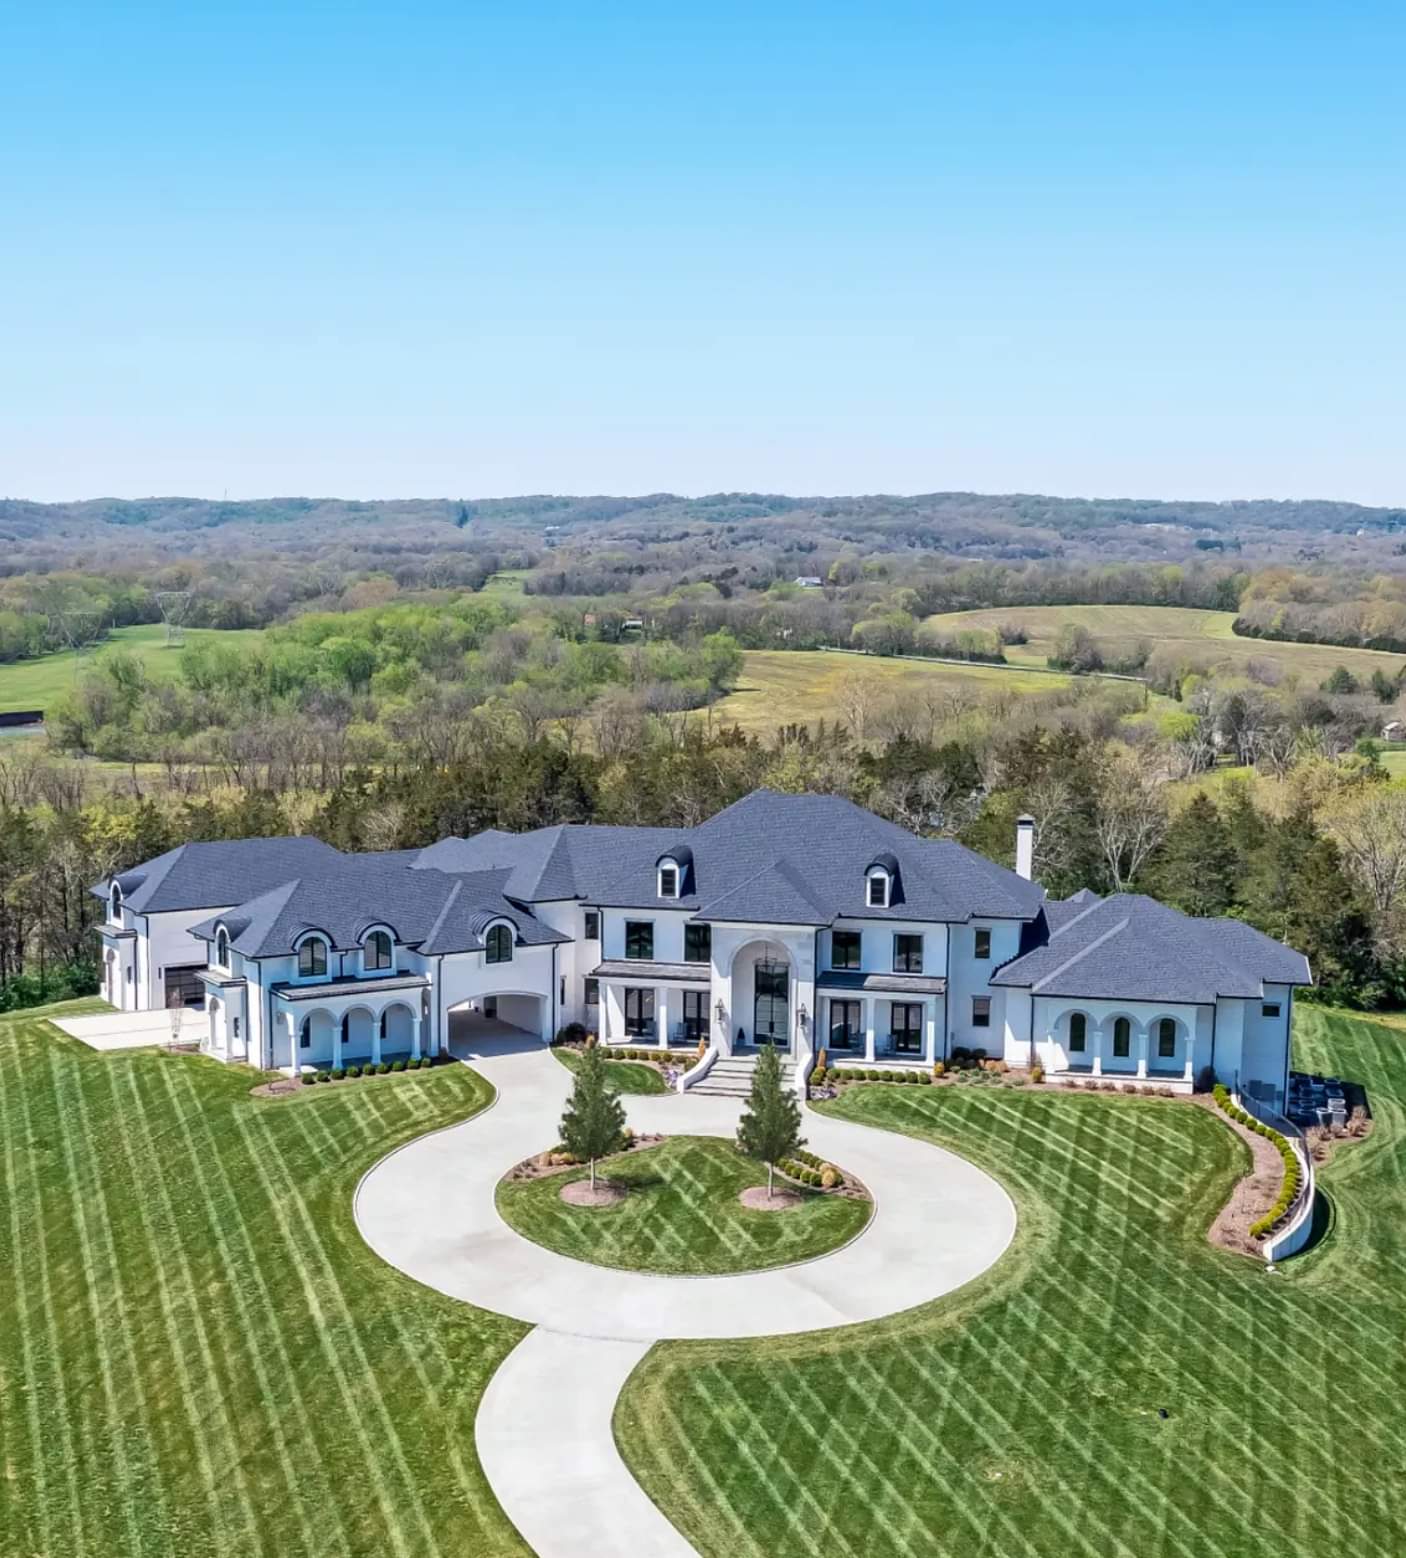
[1193,1095,1288,1258]
[505,1134,665,1183]
[739,1186,802,1212]
[560,1179,628,1207]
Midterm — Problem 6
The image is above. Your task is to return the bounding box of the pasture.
[0,625,266,713]
[925,603,1406,685]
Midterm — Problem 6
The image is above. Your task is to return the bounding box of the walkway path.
[354,1038,1016,1555]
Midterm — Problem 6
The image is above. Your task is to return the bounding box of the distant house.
[1382,720,1405,741]
[793,576,823,589]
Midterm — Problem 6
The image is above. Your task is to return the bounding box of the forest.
[5,488,1406,1015]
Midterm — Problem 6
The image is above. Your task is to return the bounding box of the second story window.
[110,882,123,922]
[486,924,513,964]
[215,928,230,969]
[298,937,327,977]
[893,933,923,973]
[658,864,679,899]
[584,910,600,940]
[974,928,991,960]
[365,931,392,971]
[625,921,654,960]
[832,930,861,970]
[684,923,711,963]
[867,873,889,908]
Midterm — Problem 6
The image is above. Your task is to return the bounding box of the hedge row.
[1212,1083,1304,1238]
[301,1057,433,1085]
[778,1154,842,1190]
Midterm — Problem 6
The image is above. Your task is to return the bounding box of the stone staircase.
[687,1051,798,1098]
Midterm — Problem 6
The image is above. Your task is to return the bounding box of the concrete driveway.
[354,1037,1016,1557]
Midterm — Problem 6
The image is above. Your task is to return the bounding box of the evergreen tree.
[559,1042,626,1191]
[1146,792,1237,915]
[736,1045,803,1196]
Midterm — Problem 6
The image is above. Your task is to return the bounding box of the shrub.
[810,1066,827,1088]
[347,1064,362,1078]
[391,1059,407,1072]
[301,1071,317,1086]
[554,1022,588,1046]
[868,1068,883,1082]
[932,1061,945,1079]
[1030,1064,1044,1084]
[820,1166,839,1190]
[316,1070,332,1083]
[1121,1083,1137,1095]
[916,1071,932,1084]
[330,1068,345,1081]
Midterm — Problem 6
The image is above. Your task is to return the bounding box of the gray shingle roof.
[991,893,1311,1004]
[101,837,342,914]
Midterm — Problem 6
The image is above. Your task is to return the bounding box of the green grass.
[925,603,1406,685]
[0,625,267,713]
[496,1135,871,1275]
[0,1006,528,1558]
[551,1044,669,1094]
[618,1006,1406,1558]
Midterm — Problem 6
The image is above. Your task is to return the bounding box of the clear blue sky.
[2,2,1402,504]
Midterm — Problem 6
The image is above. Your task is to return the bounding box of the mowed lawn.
[0,624,266,713]
[618,1005,1406,1558]
[0,1007,528,1558]
[925,603,1406,685]
[708,650,1070,735]
[551,1045,669,1094]
[496,1136,872,1275]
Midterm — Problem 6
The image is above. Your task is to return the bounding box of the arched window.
[1113,1017,1131,1057]
[110,882,123,921]
[485,924,513,964]
[1069,1012,1086,1052]
[1157,1017,1177,1058]
[299,1017,311,1050]
[215,928,230,968]
[364,930,392,971]
[298,937,328,977]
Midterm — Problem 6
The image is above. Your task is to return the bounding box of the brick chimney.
[1015,814,1035,880]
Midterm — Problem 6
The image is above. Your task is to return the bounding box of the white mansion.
[96,789,1309,1104]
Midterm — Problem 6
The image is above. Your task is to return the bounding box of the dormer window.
[867,872,890,908]
[486,924,513,964]
[658,863,679,899]
[298,937,328,977]
[109,882,123,922]
[215,928,230,969]
[655,845,691,900]
[364,930,392,972]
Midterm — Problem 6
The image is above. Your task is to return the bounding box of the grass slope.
[709,650,1070,735]
[0,1007,527,1558]
[497,1136,871,1275]
[925,603,1406,684]
[551,1044,669,1094]
[618,1006,1406,1558]
[0,625,267,713]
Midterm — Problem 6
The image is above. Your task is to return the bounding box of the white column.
[655,986,671,1048]
[372,1014,383,1068]
[411,1014,422,1062]
[1136,1028,1148,1079]
[864,999,876,1063]
[1183,1037,1194,1082]
[1091,1023,1103,1076]
[333,1015,345,1070]
[287,1012,299,1073]
[924,998,937,1065]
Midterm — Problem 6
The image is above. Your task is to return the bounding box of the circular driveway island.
[354,1038,1016,1558]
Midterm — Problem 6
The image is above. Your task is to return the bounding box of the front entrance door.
[828,999,862,1051]
[892,1002,923,1054]
[753,959,789,1047]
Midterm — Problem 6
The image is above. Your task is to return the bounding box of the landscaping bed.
[495,1134,872,1275]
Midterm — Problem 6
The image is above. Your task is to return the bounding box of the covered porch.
[591,959,711,1049]
[272,972,431,1074]
[816,972,947,1066]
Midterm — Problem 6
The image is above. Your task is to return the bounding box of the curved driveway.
[354,1037,1016,1556]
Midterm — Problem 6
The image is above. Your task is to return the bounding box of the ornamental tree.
[559,1042,627,1191]
[736,1045,803,1196]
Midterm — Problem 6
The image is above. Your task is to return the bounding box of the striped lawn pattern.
[0,1012,530,1558]
[618,1007,1406,1558]
[497,1135,871,1274]
[551,1046,669,1094]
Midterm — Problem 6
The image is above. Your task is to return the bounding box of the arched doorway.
[753,957,790,1047]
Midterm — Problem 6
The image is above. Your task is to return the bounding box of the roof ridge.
[421,879,462,949]
[1030,915,1130,992]
[1048,893,1108,939]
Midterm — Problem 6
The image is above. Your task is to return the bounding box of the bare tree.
[1324,788,1406,950]
[1093,750,1168,891]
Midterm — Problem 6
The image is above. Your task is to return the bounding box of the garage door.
[164,966,207,1008]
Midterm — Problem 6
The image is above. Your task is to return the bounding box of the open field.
[0,1007,527,1558]
[496,1135,871,1275]
[708,650,1074,735]
[619,1004,1405,1558]
[925,603,1406,685]
[0,625,267,713]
